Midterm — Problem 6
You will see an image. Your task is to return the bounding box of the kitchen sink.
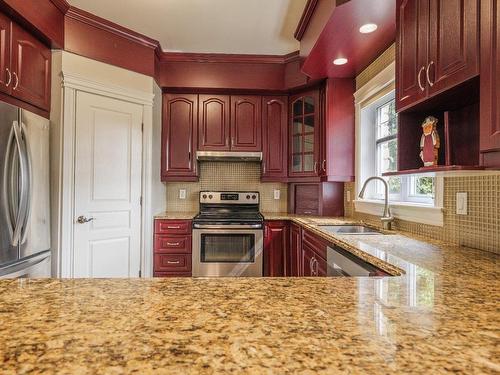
[318,225,382,235]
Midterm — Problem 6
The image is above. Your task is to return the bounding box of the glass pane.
[304,115,315,133]
[415,177,434,196]
[292,155,302,172]
[377,139,398,174]
[304,134,314,152]
[201,234,255,263]
[293,120,303,135]
[388,177,401,194]
[377,100,397,139]
[304,96,315,114]
[293,99,303,117]
[293,135,303,153]
[304,154,314,172]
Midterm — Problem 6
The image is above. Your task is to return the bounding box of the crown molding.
[161,50,300,64]
[294,0,319,41]
[49,0,70,13]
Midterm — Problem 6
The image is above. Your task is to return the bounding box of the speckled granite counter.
[1,216,499,373]
[154,211,197,220]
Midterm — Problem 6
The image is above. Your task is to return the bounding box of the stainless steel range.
[192,191,263,277]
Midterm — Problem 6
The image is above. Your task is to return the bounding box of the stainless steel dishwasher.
[327,245,389,276]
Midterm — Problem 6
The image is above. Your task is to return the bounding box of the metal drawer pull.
[5,68,11,86]
[167,226,181,229]
[13,72,19,90]
[322,159,326,172]
[417,66,425,91]
[167,260,180,264]
[166,242,180,246]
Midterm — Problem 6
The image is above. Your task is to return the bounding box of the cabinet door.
[0,14,11,95]
[11,23,51,111]
[289,90,320,177]
[230,95,262,151]
[264,221,287,277]
[427,0,479,95]
[161,94,198,181]
[479,0,500,163]
[396,0,429,111]
[301,243,316,276]
[288,222,302,276]
[198,94,230,151]
[262,96,288,180]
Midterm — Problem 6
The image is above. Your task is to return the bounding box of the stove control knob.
[246,195,251,200]
[208,195,213,199]
[202,194,207,199]
[252,195,256,200]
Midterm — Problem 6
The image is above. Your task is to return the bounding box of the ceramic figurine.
[419,116,440,167]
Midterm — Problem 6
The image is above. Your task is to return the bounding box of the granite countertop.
[154,211,197,220]
[1,215,499,373]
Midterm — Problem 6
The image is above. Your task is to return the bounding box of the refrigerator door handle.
[11,121,29,247]
[19,122,32,245]
[2,124,16,243]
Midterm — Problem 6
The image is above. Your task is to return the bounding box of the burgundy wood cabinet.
[480,0,500,167]
[301,229,328,277]
[198,94,230,151]
[262,95,288,181]
[231,95,262,151]
[161,93,198,181]
[154,219,192,277]
[263,221,288,277]
[396,0,479,112]
[0,12,51,112]
[288,182,344,217]
[287,222,302,276]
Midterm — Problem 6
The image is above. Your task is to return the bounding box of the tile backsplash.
[344,174,500,254]
[165,162,287,213]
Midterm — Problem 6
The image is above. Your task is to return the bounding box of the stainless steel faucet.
[358,177,394,230]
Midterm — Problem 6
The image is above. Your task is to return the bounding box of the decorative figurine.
[419,116,440,167]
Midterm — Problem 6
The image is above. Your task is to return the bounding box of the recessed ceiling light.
[359,23,378,34]
[333,58,348,65]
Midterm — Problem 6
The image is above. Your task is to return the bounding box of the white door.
[73,92,143,278]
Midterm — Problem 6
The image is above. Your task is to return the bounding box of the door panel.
[73,92,142,278]
[288,223,302,276]
[264,221,287,277]
[428,0,479,94]
[262,96,288,180]
[230,95,262,151]
[198,94,230,151]
[396,0,429,111]
[11,23,50,111]
[0,14,11,95]
[161,94,198,180]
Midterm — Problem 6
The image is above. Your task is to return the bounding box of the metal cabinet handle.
[426,61,434,87]
[314,161,318,174]
[5,68,11,87]
[166,242,180,246]
[13,72,19,90]
[417,66,425,92]
[167,225,181,229]
[231,137,235,147]
[262,162,266,174]
[77,216,94,224]
[309,257,314,274]
[167,260,180,264]
[322,159,326,172]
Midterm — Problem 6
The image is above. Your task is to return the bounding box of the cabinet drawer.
[155,220,192,235]
[154,253,192,273]
[154,272,191,277]
[154,235,191,254]
[302,230,328,260]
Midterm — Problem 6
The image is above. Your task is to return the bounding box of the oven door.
[192,225,263,277]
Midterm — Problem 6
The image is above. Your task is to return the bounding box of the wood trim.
[0,91,49,118]
[161,50,300,64]
[49,0,70,14]
[294,0,319,41]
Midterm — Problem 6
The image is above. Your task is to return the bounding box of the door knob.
[77,215,94,224]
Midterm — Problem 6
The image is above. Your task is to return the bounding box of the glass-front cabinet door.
[289,90,320,177]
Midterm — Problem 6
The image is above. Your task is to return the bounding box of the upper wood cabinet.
[396,0,479,112]
[0,13,51,112]
[161,93,198,181]
[198,94,230,151]
[230,95,262,151]
[289,89,320,178]
[479,0,500,167]
[262,95,288,181]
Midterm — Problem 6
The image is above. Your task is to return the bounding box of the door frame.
[56,72,155,278]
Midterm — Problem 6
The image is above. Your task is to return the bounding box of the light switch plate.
[346,190,351,202]
[273,189,280,200]
[456,192,467,215]
[179,189,186,200]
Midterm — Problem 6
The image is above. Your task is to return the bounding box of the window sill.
[353,199,444,227]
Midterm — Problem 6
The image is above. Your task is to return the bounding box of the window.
[360,92,435,205]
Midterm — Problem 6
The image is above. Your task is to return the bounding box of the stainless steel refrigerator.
[0,101,51,278]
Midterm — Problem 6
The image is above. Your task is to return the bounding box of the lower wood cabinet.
[263,221,288,277]
[288,222,302,276]
[301,229,328,277]
[154,219,192,277]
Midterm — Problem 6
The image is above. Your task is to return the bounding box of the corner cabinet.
[161,93,198,181]
[262,96,288,181]
[396,0,479,112]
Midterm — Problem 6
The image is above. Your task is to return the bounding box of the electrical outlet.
[346,190,351,202]
[273,189,280,200]
[456,192,467,215]
[179,189,186,200]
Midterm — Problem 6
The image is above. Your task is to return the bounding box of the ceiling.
[67,0,307,55]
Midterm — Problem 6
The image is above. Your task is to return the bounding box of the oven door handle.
[193,223,263,229]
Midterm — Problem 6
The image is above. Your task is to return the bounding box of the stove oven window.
[200,234,255,263]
